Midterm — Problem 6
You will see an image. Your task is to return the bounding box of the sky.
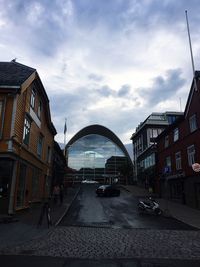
[0,0,200,145]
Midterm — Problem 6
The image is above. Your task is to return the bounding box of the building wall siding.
[0,70,56,214]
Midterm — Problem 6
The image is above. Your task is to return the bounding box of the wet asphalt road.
[60,184,195,230]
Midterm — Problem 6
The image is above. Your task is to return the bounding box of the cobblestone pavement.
[1,226,200,260]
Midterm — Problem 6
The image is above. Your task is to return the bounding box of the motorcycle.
[137,197,162,216]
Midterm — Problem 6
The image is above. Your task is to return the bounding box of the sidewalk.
[122,185,200,229]
[0,185,80,248]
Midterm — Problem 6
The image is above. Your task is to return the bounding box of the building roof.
[184,71,200,117]
[0,60,35,87]
[66,124,132,166]
[131,111,184,140]
[155,115,184,141]
[0,60,57,135]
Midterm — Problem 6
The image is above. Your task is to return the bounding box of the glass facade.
[67,134,130,183]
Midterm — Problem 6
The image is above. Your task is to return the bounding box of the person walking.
[53,185,60,204]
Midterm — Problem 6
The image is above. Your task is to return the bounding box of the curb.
[54,186,81,227]
[120,186,131,192]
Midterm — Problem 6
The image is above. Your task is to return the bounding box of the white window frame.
[175,151,182,170]
[173,128,179,142]
[30,88,36,109]
[23,116,31,145]
[37,100,42,119]
[47,146,51,163]
[187,145,195,166]
[189,114,197,133]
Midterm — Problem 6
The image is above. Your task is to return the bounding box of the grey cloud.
[118,84,131,97]
[0,0,72,57]
[97,84,132,99]
[97,85,115,97]
[138,68,186,106]
[88,73,104,82]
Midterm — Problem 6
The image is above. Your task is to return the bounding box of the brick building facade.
[156,72,200,209]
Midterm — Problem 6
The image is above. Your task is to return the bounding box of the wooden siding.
[0,72,56,212]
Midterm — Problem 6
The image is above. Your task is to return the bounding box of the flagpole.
[185,10,197,91]
[64,118,67,156]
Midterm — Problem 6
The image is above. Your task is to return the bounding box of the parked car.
[96,185,120,197]
[82,179,99,184]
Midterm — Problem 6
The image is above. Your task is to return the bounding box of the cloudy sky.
[0,0,200,145]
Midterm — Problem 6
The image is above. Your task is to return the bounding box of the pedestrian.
[53,185,60,204]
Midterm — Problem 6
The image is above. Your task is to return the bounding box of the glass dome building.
[65,125,133,184]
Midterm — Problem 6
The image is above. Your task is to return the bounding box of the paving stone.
[1,226,200,259]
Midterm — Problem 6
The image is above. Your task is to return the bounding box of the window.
[47,146,51,163]
[144,153,155,169]
[168,115,177,125]
[38,100,42,119]
[187,145,195,166]
[149,128,163,144]
[175,152,182,170]
[189,114,197,132]
[164,135,169,148]
[164,156,171,173]
[37,134,43,157]
[173,128,179,142]
[32,168,40,201]
[30,88,36,109]
[0,100,4,138]
[16,163,26,208]
[23,116,31,145]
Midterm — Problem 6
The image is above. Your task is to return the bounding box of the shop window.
[31,168,40,201]
[16,163,26,208]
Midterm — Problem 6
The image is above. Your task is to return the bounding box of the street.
[60,184,195,230]
[1,184,200,266]
[1,255,200,267]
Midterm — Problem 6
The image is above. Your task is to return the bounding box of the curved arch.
[66,124,132,165]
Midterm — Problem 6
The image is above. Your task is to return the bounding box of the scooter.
[138,197,162,216]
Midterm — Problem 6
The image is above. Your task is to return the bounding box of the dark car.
[96,185,120,197]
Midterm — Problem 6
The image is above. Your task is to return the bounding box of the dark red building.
[156,72,200,209]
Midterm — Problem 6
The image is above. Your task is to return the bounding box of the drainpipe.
[8,93,18,214]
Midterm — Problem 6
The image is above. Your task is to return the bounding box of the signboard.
[192,163,200,173]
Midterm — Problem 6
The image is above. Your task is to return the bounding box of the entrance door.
[16,163,27,208]
[0,160,13,214]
